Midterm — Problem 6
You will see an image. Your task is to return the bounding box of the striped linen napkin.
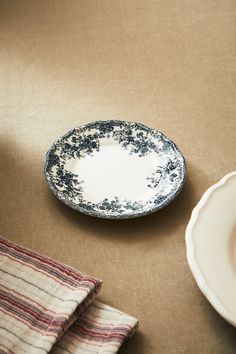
[0,236,138,354]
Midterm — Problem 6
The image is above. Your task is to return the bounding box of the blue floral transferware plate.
[44,120,186,219]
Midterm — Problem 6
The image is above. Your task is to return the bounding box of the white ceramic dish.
[44,120,186,219]
[186,172,236,326]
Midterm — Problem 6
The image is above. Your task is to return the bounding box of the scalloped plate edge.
[185,171,236,327]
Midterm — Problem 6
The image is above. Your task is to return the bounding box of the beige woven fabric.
[1,1,236,353]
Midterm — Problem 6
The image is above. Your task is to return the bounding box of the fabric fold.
[53,300,138,354]
[0,237,138,354]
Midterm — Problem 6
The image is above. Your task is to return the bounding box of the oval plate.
[186,172,236,326]
[44,120,186,219]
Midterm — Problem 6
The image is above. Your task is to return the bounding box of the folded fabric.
[0,237,138,354]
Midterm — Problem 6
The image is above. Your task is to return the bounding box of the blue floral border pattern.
[44,120,186,218]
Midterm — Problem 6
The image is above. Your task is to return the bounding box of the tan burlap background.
[1,1,236,353]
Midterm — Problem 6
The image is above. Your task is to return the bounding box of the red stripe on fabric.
[0,292,65,329]
[0,308,57,338]
[0,238,85,282]
[65,330,113,347]
[0,284,68,317]
[72,325,126,341]
[0,343,15,354]
[75,315,133,331]
[0,244,82,287]
[0,251,95,292]
[0,242,99,289]
[0,251,76,290]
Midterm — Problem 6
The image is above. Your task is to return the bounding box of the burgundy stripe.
[71,324,127,341]
[0,301,60,333]
[74,318,131,334]
[75,314,132,330]
[0,288,66,325]
[0,248,100,292]
[0,251,81,290]
[0,238,98,285]
[0,243,82,287]
[0,307,57,337]
[0,251,100,300]
[65,331,109,347]
[0,297,64,332]
[0,343,14,354]
[0,237,136,352]
[0,284,68,316]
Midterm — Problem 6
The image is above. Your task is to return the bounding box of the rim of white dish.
[185,171,236,327]
[44,120,186,219]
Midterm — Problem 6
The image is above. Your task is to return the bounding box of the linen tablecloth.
[0,236,138,354]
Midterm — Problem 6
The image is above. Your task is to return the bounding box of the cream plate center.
[65,139,158,203]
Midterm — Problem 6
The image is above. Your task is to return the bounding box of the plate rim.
[44,120,186,219]
[185,171,236,327]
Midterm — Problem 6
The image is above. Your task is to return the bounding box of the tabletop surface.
[1,1,236,353]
